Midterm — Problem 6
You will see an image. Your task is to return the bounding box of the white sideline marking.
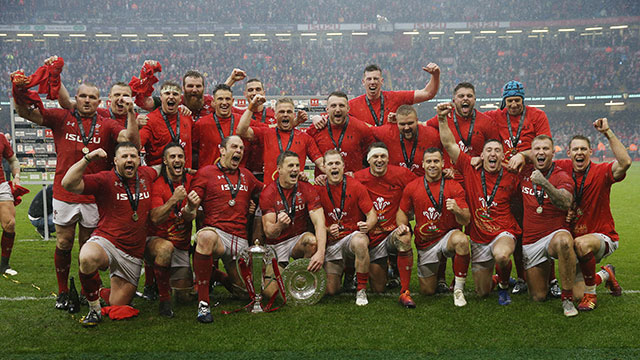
[18,238,54,242]
[0,296,55,301]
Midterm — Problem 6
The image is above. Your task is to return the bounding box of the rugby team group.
[4,55,630,326]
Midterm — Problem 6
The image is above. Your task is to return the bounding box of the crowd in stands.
[2,0,639,24]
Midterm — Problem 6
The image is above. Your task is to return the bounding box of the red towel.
[100,305,140,320]
[8,181,29,206]
[129,61,162,107]
[11,57,64,112]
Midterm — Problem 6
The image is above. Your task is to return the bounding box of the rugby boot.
[602,264,622,296]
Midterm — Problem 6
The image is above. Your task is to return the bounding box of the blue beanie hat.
[501,80,525,109]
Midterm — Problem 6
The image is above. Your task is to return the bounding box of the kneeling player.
[190,136,263,323]
[396,148,470,307]
[520,135,578,317]
[62,143,157,327]
[147,143,200,317]
[260,151,326,298]
[316,150,377,305]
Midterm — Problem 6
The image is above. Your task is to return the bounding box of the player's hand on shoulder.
[311,114,328,130]
[442,168,455,179]
[507,153,525,173]
[298,172,309,183]
[314,174,327,186]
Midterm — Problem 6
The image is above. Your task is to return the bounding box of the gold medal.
[132,212,139,221]
[536,206,543,214]
[82,147,90,155]
[511,148,517,155]
[228,199,236,207]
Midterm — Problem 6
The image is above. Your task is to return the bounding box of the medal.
[424,175,445,213]
[572,163,591,217]
[115,170,140,224]
[511,148,518,155]
[506,106,525,157]
[536,206,543,214]
[481,167,503,216]
[533,164,555,215]
[74,111,97,156]
[228,199,236,207]
[82,147,89,155]
[400,126,418,171]
[217,163,242,208]
[132,212,139,221]
[277,180,298,223]
[326,176,347,226]
[163,172,185,216]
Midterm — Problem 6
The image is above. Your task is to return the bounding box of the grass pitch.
[2,165,640,359]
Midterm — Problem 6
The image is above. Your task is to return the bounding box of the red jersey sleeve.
[252,125,267,143]
[139,122,152,147]
[190,166,212,200]
[81,172,106,196]
[259,184,276,215]
[303,182,322,211]
[0,135,14,159]
[304,133,323,162]
[151,178,169,209]
[40,108,67,130]
[450,181,468,209]
[533,110,552,137]
[399,183,414,214]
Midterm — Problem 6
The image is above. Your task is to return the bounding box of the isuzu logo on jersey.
[116,191,151,201]
[65,133,102,145]
[220,184,249,192]
[521,186,548,198]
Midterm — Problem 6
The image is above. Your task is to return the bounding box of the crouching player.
[147,143,200,318]
[316,150,377,305]
[62,143,157,327]
[396,148,470,307]
[190,136,263,323]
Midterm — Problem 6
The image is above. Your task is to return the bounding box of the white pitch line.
[17,238,54,242]
[0,295,55,301]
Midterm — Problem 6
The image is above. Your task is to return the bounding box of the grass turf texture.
[2,165,640,359]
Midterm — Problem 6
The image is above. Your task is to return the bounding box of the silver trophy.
[236,240,276,313]
[282,258,327,306]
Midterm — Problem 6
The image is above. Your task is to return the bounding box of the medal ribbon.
[365,94,385,126]
[114,170,140,218]
[572,163,591,208]
[533,163,555,209]
[213,113,235,140]
[399,126,418,170]
[73,111,97,148]
[326,116,349,152]
[276,128,295,153]
[452,109,475,147]
[506,106,526,153]
[162,171,184,215]
[276,181,298,221]
[216,163,242,203]
[161,110,181,144]
[481,167,503,210]
[423,175,445,213]
[326,176,347,222]
[252,107,267,124]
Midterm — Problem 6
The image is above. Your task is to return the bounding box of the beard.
[183,93,204,112]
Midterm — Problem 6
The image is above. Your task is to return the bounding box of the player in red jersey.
[260,151,326,298]
[146,143,201,317]
[557,118,631,311]
[348,63,440,126]
[316,150,377,305]
[190,135,263,323]
[396,148,471,307]
[353,142,417,306]
[306,92,374,177]
[237,97,324,184]
[437,102,521,306]
[140,81,193,168]
[520,135,578,317]
[14,78,140,311]
[0,133,22,276]
[371,105,440,177]
[61,142,158,327]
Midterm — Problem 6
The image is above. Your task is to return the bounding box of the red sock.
[144,262,156,286]
[1,231,15,258]
[437,258,447,281]
[54,247,71,293]
[491,274,499,290]
[561,289,573,301]
[397,250,413,293]
[578,252,596,287]
[595,273,603,286]
[548,260,557,282]
[453,254,470,278]
[194,251,213,303]
[356,272,368,291]
[99,287,111,305]
[496,260,512,288]
[154,263,172,302]
[82,271,102,297]
[514,240,526,280]
[79,270,100,301]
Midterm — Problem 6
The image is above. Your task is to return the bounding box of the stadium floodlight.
[301,33,317,36]
[566,103,586,107]
[528,35,538,38]
[605,101,624,106]
[480,104,499,109]
[69,34,85,37]
[506,30,523,33]
[531,29,549,33]
[147,34,163,37]
[454,31,471,34]
[403,31,419,35]
[480,30,497,34]
[198,33,215,37]
[351,32,368,36]
[43,34,60,37]
[428,31,445,35]
[0,33,6,37]
[585,27,603,31]
[610,25,628,30]
[326,32,343,36]
[474,36,486,39]
[173,34,189,37]
[95,34,111,37]
[224,33,240,37]
[249,33,266,37]
[275,33,292,37]
[121,34,137,37]
[558,28,575,32]
[17,33,34,37]
[529,104,545,108]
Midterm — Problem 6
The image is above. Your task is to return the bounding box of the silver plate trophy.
[282,258,327,306]
[236,240,277,313]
